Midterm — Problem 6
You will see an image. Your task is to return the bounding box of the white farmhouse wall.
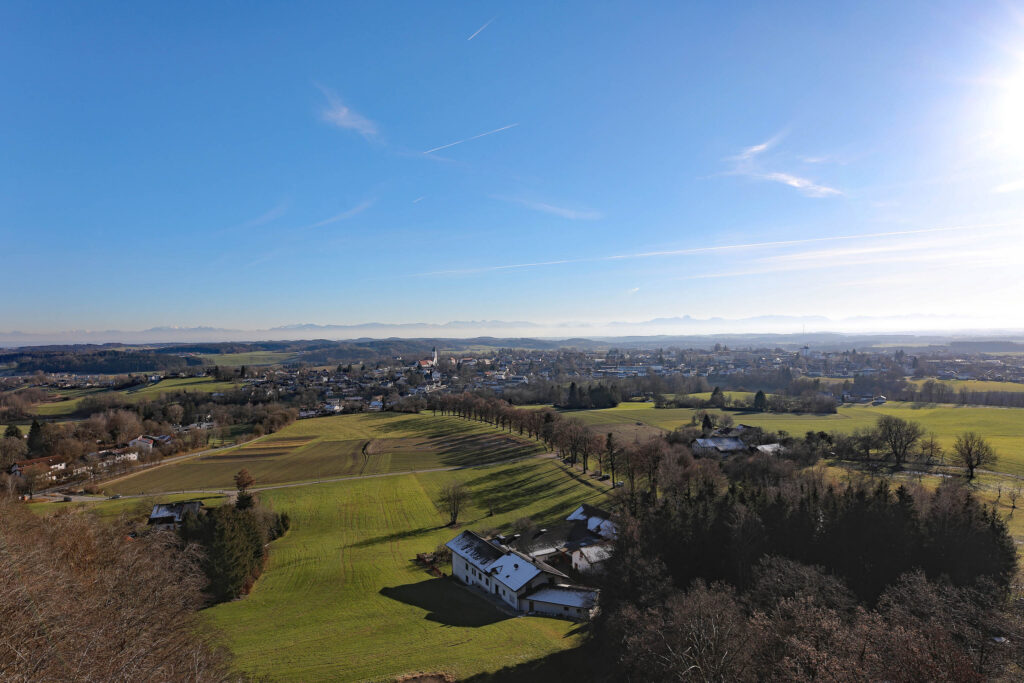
[523,599,588,619]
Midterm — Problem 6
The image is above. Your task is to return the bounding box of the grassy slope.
[105,413,545,494]
[573,401,1024,475]
[31,377,239,418]
[198,351,297,366]
[205,458,605,682]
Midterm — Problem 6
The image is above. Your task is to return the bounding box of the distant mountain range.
[1,314,1021,346]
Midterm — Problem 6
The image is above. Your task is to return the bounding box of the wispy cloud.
[759,172,842,197]
[414,222,1018,276]
[627,287,640,295]
[468,17,496,41]
[423,123,519,154]
[304,199,376,229]
[412,196,426,204]
[316,84,377,137]
[730,133,783,161]
[241,199,376,269]
[993,178,1024,193]
[495,196,603,220]
[726,133,842,197]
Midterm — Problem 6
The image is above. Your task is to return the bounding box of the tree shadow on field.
[461,643,593,682]
[346,525,444,549]
[379,578,511,627]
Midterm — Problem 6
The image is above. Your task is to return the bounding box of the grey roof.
[511,520,599,556]
[567,503,612,522]
[446,530,567,591]
[525,584,599,609]
[147,501,203,525]
[693,437,747,453]
[445,530,505,567]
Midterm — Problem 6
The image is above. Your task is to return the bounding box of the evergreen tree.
[4,424,21,439]
[26,419,44,454]
[709,386,725,408]
[567,382,580,408]
[753,390,768,411]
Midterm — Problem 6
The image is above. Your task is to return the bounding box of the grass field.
[105,413,546,495]
[908,378,1024,393]
[568,401,1024,476]
[204,457,606,681]
[31,377,239,418]
[198,351,298,366]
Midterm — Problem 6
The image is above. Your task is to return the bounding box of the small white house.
[571,544,613,574]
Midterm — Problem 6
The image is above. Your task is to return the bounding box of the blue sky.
[3,1,1024,335]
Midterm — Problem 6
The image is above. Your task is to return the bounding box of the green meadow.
[570,401,1024,476]
[106,413,545,495]
[32,377,240,418]
[205,457,604,681]
[907,378,1024,393]
[198,351,298,366]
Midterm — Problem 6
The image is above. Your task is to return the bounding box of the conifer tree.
[26,419,44,454]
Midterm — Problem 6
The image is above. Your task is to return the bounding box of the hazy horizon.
[3,313,1024,346]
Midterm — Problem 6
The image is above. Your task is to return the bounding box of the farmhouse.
[446,530,599,619]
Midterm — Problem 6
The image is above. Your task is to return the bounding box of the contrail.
[423,123,519,154]
[467,17,495,41]
[414,222,1020,276]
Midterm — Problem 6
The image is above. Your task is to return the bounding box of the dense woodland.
[431,392,1023,681]
[0,500,243,681]
[591,474,1022,681]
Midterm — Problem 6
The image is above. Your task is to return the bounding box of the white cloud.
[316,85,377,137]
[726,133,842,197]
[993,177,1024,193]
[496,196,603,220]
[759,171,842,197]
[415,222,1014,276]
[731,134,783,161]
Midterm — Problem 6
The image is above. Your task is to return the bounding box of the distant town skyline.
[3,1,1024,332]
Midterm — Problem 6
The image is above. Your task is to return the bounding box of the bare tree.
[234,468,255,493]
[876,415,924,468]
[438,482,469,526]
[918,432,944,466]
[0,499,237,680]
[952,432,996,479]
[1009,486,1021,516]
